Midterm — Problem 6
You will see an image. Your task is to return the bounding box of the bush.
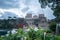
[49,22,56,32]
[45,33,55,40]
[55,35,60,40]
[0,28,60,40]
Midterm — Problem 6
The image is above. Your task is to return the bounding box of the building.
[38,14,49,29]
[25,13,49,29]
[25,13,32,19]
[33,15,38,19]
[25,13,34,27]
[39,14,44,18]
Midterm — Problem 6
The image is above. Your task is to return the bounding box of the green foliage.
[53,6,60,22]
[39,0,60,23]
[46,30,52,33]
[55,35,60,40]
[49,22,56,32]
[39,0,60,9]
[54,6,60,17]
[36,29,44,40]
[27,28,36,40]
[45,33,55,40]
[0,28,60,40]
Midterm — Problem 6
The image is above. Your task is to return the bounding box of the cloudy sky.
[0,0,55,19]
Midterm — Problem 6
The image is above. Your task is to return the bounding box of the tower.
[25,13,32,19]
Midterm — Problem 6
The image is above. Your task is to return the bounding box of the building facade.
[25,13,49,29]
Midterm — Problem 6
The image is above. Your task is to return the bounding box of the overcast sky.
[0,0,55,19]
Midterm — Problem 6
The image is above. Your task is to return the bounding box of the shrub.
[0,28,60,40]
[45,33,55,40]
[55,35,60,40]
[49,22,56,32]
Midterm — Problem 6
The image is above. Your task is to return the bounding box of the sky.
[0,0,55,19]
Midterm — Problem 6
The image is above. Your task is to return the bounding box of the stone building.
[25,13,49,29]
[25,13,34,27]
[33,15,38,19]
[25,13,32,19]
[38,14,49,29]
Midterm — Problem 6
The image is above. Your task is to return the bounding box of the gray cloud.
[0,12,19,19]
[0,0,19,9]
[21,7,29,13]
[23,0,32,5]
[0,0,55,19]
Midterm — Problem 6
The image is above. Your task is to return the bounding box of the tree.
[39,0,60,22]
[39,0,60,9]
[49,22,56,33]
[53,6,60,23]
